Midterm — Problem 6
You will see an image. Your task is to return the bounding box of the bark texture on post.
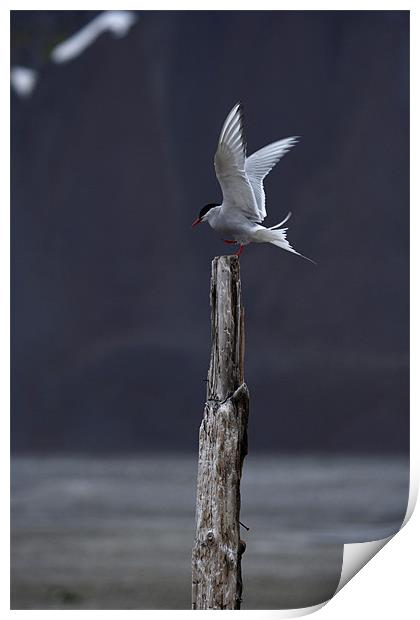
[192,255,249,610]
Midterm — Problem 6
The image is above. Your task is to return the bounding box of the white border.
[4,4,416,619]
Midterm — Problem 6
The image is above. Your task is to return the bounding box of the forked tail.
[253,225,316,264]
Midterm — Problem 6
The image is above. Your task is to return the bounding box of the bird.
[192,102,314,263]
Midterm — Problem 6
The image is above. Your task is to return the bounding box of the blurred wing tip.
[219,101,247,154]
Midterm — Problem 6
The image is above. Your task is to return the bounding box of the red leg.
[235,245,245,257]
[223,239,236,244]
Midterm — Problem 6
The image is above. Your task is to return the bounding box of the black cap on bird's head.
[192,203,219,228]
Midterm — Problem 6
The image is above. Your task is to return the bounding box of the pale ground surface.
[11,455,409,610]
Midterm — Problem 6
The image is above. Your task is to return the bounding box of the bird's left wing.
[214,102,261,222]
[245,137,299,221]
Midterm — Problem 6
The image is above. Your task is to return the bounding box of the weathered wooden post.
[191,255,249,610]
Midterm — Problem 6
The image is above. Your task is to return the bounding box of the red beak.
[192,217,202,228]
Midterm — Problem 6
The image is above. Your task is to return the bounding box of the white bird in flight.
[192,102,314,263]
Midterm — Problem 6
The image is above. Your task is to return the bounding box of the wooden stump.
[191,255,249,610]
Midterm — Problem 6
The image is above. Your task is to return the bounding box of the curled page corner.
[402,466,418,527]
[334,467,417,597]
[335,536,392,594]
[248,467,416,619]
[272,535,393,619]
[278,602,326,617]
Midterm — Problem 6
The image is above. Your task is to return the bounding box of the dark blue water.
[11,455,409,609]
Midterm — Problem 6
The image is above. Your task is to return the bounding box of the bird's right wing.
[245,137,299,221]
[214,102,261,222]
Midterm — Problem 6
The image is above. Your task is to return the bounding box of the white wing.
[245,137,299,221]
[214,102,261,222]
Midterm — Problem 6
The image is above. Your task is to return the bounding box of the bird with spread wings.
[192,102,314,263]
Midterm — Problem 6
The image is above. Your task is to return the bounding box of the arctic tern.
[192,102,314,263]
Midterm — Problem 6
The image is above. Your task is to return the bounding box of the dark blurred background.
[10,10,409,610]
[11,10,409,455]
